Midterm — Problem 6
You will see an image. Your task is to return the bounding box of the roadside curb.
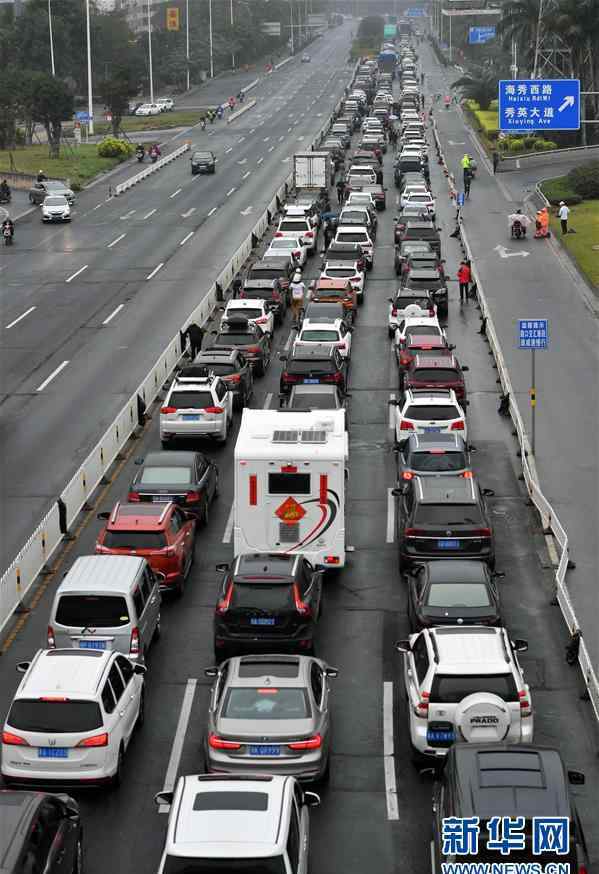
[274,56,294,71]
[226,99,257,124]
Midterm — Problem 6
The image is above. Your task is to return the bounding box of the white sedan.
[41,194,71,222]
[293,319,352,359]
[402,191,436,219]
[136,103,161,116]
[264,235,308,267]
[221,298,274,336]
[157,97,174,111]
[392,388,467,444]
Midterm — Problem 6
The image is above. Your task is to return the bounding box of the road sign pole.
[531,349,536,456]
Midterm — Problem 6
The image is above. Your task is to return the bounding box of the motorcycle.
[0,189,11,204]
[150,152,158,164]
[511,219,526,239]
[136,149,145,163]
[3,226,13,246]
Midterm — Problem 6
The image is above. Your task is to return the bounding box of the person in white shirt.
[558,201,570,234]
[289,271,305,325]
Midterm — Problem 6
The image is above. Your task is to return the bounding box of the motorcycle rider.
[508,208,531,237]
[2,217,14,242]
[37,169,47,183]
[0,179,10,201]
[149,143,161,162]
[135,144,145,162]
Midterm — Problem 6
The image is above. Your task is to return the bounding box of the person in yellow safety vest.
[461,154,471,170]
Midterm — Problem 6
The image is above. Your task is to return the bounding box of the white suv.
[396,626,533,764]
[160,375,233,446]
[1,649,145,787]
[275,216,317,254]
[155,774,320,873]
[392,388,467,444]
[222,298,274,336]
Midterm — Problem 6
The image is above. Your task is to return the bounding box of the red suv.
[402,353,470,404]
[96,502,196,597]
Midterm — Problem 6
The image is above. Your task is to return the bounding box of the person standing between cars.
[289,271,305,326]
[336,177,346,205]
[184,323,204,359]
[457,260,472,303]
[558,201,570,234]
[323,218,334,250]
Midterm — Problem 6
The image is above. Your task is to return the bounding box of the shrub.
[567,161,599,199]
[540,176,583,205]
[97,137,133,159]
[523,136,536,149]
[508,139,525,152]
[489,99,498,110]
[498,138,510,151]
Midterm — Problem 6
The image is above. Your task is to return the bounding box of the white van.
[233,409,348,568]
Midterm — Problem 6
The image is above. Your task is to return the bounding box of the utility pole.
[230,0,235,69]
[147,0,154,103]
[209,0,214,78]
[48,0,56,76]
[186,0,190,90]
[85,0,94,134]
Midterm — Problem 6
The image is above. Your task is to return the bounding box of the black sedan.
[207,317,271,376]
[406,560,504,631]
[191,150,216,174]
[128,450,218,524]
[29,179,75,205]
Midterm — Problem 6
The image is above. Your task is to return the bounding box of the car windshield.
[193,152,213,161]
[288,360,334,374]
[405,405,459,421]
[228,308,262,320]
[55,594,130,627]
[103,530,167,550]
[326,267,356,278]
[140,466,192,485]
[222,687,310,719]
[426,582,491,608]
[300,330,339,342]
[268,239,299,250]
[231,583,294,611]
[414,504,484,526]
[409,451,468,473]
[412,368,458,382]
[169,391,214,409]
[431,674,518,703]
[8,700,103,733]
[163,859,286,874]
[45,197,67,206]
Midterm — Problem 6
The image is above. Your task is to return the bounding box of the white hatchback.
[293,318,353,359]
[392,388,467,444]
[135,103,161,116]
[1,648,145,787]
[222,298,274,336]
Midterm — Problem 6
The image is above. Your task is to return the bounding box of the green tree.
[495,0,540,77]
[0,68,20,149]
[14,0,87,89]
[451,64,502,110]
[30,72,74,158]
[99,63,143,136]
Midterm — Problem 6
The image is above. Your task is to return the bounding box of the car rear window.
[326,267,357,278]
[337,232,367,243]
[169,391,214,409]
[300,330,339,343]
[45,197,66,206]
[426,582,491,608]
[288,359,334,374]
[222,687,310,719]
[8,700,103,733]
[328,249,360,261]
[242,288,276,299]
[140,466,192,485]
[278,220,308,232]
[409,451,468,473]
[213,334,253,346]
[248,268,281,281]
[404,228,437,240]
[431,674,518,703]
[412,368,459,382]
[232,583,294,611]
[228,308,262,320]
[290,395,337,410]
[55,595,130,628]
[405,405,460,421]
[268,473,311,494]
[395,296,431,309]
[268,239,300,250]
[405,326,440,339]
[340,211,370,223]
[103,531,167,550]
[408,278,442,288]
[413,504,484,526]
[163,857,287,874]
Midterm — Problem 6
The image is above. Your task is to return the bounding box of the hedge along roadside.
[0,77,353,640]
[431,118,599,724]
[114,142,190,196]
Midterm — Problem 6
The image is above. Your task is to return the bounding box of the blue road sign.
[406,7,426,16]
[518,319,549,349]
[457,192,465,206]
[75,111,90,122]
[499,79,580,132]
[468,26,495,44]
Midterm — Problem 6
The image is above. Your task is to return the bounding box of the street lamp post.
[290,1,294,55]
[85,0,94,134]
[147,0,154,103]
[48,0,56,76]
[209,0,214,78]
[186,0,190,91]
[230,0,235,69]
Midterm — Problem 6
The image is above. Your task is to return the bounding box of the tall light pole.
[209,0,214,78]
[230,0,235,69]
[85,0,94,134]
[290,1,294,55]
[147,0,154,103]
[48,0,56,76]
[186,0,190,90]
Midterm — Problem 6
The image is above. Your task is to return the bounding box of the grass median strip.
[548,200,599,289]
[0,144,126,189]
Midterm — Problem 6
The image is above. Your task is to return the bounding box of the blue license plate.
[79,640,106,650]
[249,745,280,756]
[182,414,201,421]
[438,539,460,549]
[424,426,442,432]
[427,730,454,743]
[303,378,319,384]
[38,748,68,758]
[250,617,276,626]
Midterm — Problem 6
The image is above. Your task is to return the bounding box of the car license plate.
[249,745,280,756]
[38,748,68,758]
[303,378,319,384]
[250,617,276,625]
[423,426,442,433]
[427,730,455,743]
[182,414,201,421]
[438,539,460,549]
[79,639,106,650]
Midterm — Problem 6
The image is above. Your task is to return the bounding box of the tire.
[255,360,265,377]
[153,616,161,642]
[111,746,125,788]
[73,834,84,874]
[136,689,145,729]
[161,440,170,449]
[213,472,220,499]
[358,294,364,306]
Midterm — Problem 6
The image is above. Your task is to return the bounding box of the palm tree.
[496,0,541,77]
[451,65,501,110]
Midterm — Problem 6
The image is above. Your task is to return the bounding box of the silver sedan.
[203,654,338,782]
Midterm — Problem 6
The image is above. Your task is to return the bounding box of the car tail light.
[518,690,532,717]
[293,583,312,617]
[404,527,425,537]
[161,406,177,414]
[208,733,242,750]
[185,491,201,503]
[254,316,268,324]
[324,372,343,384]
[304,230,314,238]
[129,627,140,656]
[402,471,414,480]
[246,346,260,354]
[2,731,29,746]
[283,374,301,383]
[47,625,56,648]
[414,691,430,718]
[450,420,465,431]
[292,251,301,259]
[473,527,492,538]
[77,733,108,748]
[324,555,340,565]
[391,307,398,317]
[288,734,322,750]
[275,231,283,237]
[399,353,411,367]
[226,373,241,383]
[127,492,140,502]
[400,420,414,431]
[204,406,224,414]
[217,580,234,614]
[462,470,474,479]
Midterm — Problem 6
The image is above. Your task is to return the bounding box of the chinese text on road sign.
[519,319,548,349]
[468,26,496,44]
[499,79,580,132]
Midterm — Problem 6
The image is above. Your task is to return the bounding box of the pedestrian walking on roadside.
[323,218,334,250]
[336,178,345,204]
[457,260,472,303]
[558,201,570,234]
[463,166,473,198]
[492,150,499,174]
[184,322,204,358]
[289,271,305,326]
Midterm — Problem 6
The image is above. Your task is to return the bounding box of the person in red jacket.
[457,260,472,303]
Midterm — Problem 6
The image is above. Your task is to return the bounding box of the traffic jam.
[0,31,593,874]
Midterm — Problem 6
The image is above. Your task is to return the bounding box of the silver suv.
[396,626,533,764]
[160,374,233,446]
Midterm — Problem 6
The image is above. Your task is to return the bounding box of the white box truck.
[293,151,330,190]
[234,409,348,568]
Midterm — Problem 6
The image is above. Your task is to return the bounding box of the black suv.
[397,220,442,258]
[208,317,271,376]
[393,473,495,568]
[0,790,82,874]
[213,554,323,659]
[280,345,348,396]
[403,268,449,318]
[406,559,502,631]
[432,744,590,871]
[184,350,253,409]
[190,150,216,174]
[242,265,290,324]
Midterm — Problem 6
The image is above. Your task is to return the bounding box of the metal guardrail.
[498,143,599,173]
[115,143,190,196]
[432,120,599,724]
[0,82,350,642]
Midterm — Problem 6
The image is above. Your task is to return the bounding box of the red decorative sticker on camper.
[275,496,306,525]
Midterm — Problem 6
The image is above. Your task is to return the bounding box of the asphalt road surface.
[0,50,596,874]
[0,22,353,575]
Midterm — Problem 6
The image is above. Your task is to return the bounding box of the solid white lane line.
[179,231,194,246]
[102,304,124,325]
[383,681,399,821]
[158,679,198,814]
[249,128,256,134]
[287,126,292,132]
[263,392,273,410]
[146,262,164,280]
[226,187,236,197]
[65,265,88,283]
[107,233,126,248]
[386,489,395,544]
[169,188,182,199]
[207,207,217,216]
[92,203,103,211]
[222,504,235,544]
[257,157,264,165]
[263,136,270,142]
[36,360,70,392]
[225,146,233,154]
[242,171,251,180]
[143,208,156,219]
[5,306,36,330]
[388,393,395,429]
[120,209,136,220]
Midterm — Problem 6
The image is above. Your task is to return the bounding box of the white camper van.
[234,409,348,568]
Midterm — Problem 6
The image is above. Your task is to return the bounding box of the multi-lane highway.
[0,34,596,873]
[0,24,352,574]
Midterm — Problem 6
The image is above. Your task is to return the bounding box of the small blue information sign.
[498,79,580,132]
[75,111,91,122]
[406,7,426,16]
[468,26,496,45]
[518,319,548,349]
[457,192,465,206]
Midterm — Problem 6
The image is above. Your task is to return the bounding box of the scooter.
[0,191,11,204]
[136,149,145,163]
[3,227,13,246]
[511,220,526,239]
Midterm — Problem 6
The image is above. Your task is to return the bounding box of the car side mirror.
[568,770,585,785]
[279,353,288,361]
[482,488,495,497]
[395,639,411,654]
[134,457,144,465]
[215,562,229,572]
[97,511,110,520]
[461,365,469,372]
[512,639,528,653]
[134,664,147,675]
[388,399,399,406]
[154,791,174,808]
[325,667,339,679]
[448,344,456,351]
[204,667,218,678]
[391,485,406,497]
[16,662,30,673]
[493,571,506,579]
[303,791,320,808]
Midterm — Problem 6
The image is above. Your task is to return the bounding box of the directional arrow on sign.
[494,244,530,258]
[240,206,253,216]
[558,95,575,113]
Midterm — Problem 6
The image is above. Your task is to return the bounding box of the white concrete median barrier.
[226,99,257,124]
[115,143,190,196]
